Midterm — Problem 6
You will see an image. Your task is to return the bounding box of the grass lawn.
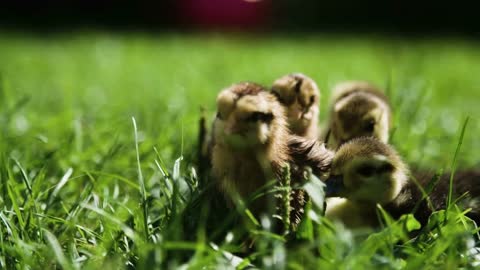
[0,32,479,269]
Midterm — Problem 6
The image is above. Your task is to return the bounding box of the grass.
[0,31,479,269]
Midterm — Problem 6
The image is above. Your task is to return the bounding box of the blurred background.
[1,0,478,35]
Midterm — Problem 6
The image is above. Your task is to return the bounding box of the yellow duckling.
[324,137,480,229]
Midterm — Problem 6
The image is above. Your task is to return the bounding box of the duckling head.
[214,82,287,150]
[271,73,319,134]
[326,137,408,204]
[331,91,390,145]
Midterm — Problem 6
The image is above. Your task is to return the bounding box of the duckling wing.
[287,136,334,178]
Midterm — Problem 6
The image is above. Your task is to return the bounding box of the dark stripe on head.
[335,82,390,105]
[231,82,265,98]
[230,82,268,108]
[293,76,304,94]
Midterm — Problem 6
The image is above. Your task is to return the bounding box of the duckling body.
[384,169,480,226]
[326,81,392,148]
[211,82,333,230]
[271,73,320,139]
[324,137,480,229]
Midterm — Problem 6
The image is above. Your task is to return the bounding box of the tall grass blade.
[132,117,150,241]
[43,229,75,270]
[51,168,73,199]
[447,116,470,208]
[12,158,32,195]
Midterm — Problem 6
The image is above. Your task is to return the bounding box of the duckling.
[324,137,480,228]
[324,137,407,228]
[211,82,333,231]
[271,73,320,139]
[326,81,392,148]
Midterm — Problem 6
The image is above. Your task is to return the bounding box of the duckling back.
[385,169,480,226]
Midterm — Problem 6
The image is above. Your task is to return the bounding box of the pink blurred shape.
[176,0,272,29]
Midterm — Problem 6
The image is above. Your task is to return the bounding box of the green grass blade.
[447,116,470,208]
[132,117,150,241]
[43,229,75,270]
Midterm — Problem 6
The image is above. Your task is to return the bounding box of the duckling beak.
[325,174,345,197]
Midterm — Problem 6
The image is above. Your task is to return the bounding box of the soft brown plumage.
[325,137,480,229]
[326,81,392,148]
[271,73,320,139]
[211,82,333,231]
[385,169,480,227]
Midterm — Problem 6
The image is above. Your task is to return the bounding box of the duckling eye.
[246,112,273,123]
[310,95,316,104]
[378,162,394,173]
[216,112,223,120]
[364,119,375,133]
[357,165,376,177]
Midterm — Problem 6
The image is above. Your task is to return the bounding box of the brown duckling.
[326,81,392,148]
[211,82,333,231]
[271,73,320,140]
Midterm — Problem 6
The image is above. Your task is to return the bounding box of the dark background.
[1,0,478,36]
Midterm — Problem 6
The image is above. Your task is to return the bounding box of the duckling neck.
[325,198,379,228]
